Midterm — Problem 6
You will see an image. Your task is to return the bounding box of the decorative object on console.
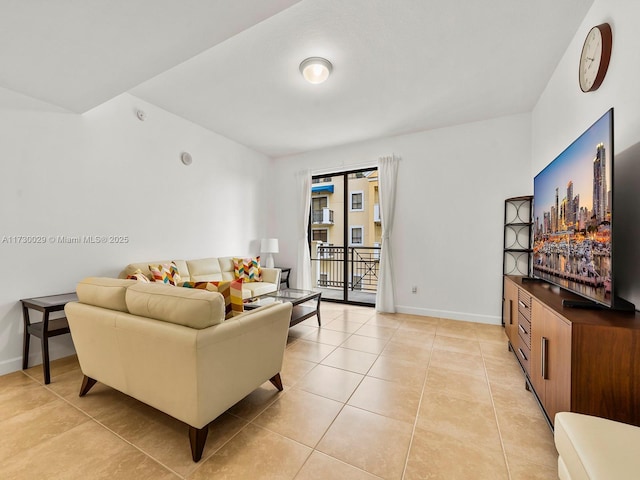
[233,256,262,282]
[579,23,612,92]
[148,261,182,286]
[260,238,279,268]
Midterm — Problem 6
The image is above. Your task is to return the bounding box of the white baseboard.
[0,345,77,377]
[0,356,25,377]
[395,305,501,325]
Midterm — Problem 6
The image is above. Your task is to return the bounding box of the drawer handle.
[518,300,528,309]
[518,324,527,335]
[541,337,548,380]
[509,300,513,324]
[518,348,527,361]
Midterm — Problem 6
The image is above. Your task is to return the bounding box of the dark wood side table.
[278,267,291,289]
[21,293,77,384]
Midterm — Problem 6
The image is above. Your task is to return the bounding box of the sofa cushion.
[242,281,277,298]
[233,257,262,283]
[126,269,151,283]
[149,261,182,286]
[186,258,223,282]
[182,279,244,319]
[126,283,225,329]
[77,277,136,312]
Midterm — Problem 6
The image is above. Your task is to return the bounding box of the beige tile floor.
[0,303,559,479]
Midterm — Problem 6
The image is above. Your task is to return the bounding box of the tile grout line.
[398,318,437,480]
[479,339,514,480]
[22,369,186,479]
[286,311,399,479]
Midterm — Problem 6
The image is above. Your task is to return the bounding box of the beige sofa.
[65,277,292,462]
[120,257,281,299]
[555,412,640,479]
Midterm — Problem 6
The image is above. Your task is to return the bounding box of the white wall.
[0,93,270,375]
[270,114,531,324]
[532,0,640,174]
[532,0,640,308]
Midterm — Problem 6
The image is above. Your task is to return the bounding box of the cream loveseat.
[65,277,292,462]
[119,257,281,299]
[555,412,640,479]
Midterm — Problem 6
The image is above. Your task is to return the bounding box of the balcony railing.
[312,208,334,224]
[311,243,380,293]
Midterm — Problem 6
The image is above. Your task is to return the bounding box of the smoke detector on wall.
[136,109,146,121]
[181,152,193,166]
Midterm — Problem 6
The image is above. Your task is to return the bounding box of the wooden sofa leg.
[79,375,97,397]
[189,425,209,462]
[269,373,283,391]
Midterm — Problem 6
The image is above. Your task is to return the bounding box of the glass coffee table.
[244,288,321,327]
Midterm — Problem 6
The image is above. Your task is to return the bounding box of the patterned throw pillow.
[182,278,244,319]
[233,256,262,283]
[126,269,151,283]
[148,261,182,286]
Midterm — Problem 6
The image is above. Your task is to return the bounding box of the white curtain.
[295,169,312,290]
[375,155,400,312]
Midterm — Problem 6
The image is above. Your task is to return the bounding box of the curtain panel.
[295,169,312,290]
[375,155,399,312]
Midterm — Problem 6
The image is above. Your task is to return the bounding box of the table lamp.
[261,238,279,268]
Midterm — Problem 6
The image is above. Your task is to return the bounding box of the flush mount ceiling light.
[299,57,332,84]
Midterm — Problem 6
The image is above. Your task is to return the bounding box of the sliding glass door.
[309,168,380,305]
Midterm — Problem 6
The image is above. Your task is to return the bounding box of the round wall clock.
[579,23,612,92]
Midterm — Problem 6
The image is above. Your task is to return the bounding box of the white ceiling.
[1,0,594,158]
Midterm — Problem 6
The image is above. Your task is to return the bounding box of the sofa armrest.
[193,301,292,426]
[260,267,281,286]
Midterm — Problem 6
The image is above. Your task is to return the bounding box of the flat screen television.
[532,108,626,309]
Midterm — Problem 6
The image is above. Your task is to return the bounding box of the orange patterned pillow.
[233,256,262,282]
[148,261,182,286]
[182,278,243,319]
[126,269,151,283]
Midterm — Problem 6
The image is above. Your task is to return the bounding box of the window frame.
[311,228,328,243]
[350,190,364,212]
[349,225,364,246]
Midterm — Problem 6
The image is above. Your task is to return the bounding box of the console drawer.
[516,334,531,374]
[518,312,531,349]
[518,289,532,321]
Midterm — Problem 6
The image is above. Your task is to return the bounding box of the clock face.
[579,28,602,91]
[579,24,612,92]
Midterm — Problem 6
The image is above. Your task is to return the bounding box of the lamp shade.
[261,238,279,253]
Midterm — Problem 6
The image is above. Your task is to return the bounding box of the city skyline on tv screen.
[533,109,613,305]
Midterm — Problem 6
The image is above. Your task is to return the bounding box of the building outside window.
[350,226,364,245]
[312,229,328,243]
[312,196,328,223]
[350,191,364,211]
